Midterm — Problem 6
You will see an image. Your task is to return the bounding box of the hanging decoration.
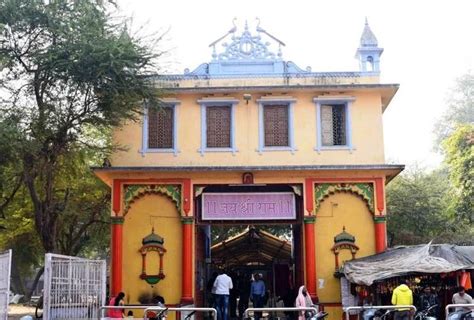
[332,227,359,278]
[139,228,167,285]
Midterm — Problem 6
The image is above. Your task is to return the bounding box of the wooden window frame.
[257,98,296,154]
[313,97,355,153]
[206,105,232,149]
[198,99,239,155]
[140,101,179,156]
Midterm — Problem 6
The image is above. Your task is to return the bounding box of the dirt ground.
[7,305,36,320]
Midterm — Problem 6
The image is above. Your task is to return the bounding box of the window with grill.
[206,106,231,148]
[321,104,347,146]
[148,107,174,149]
[264,105,289,147]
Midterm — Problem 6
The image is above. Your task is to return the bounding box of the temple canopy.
[211,228,291,267]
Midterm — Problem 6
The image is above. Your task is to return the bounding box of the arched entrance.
[193,184,304,318]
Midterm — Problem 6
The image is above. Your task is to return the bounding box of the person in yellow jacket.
[391,280,413,320]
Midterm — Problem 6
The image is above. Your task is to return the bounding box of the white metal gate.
[0,250,12,320]
[43,253,106,320]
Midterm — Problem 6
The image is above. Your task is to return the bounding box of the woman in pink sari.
[107,292,125,318]
[295,286,313,320]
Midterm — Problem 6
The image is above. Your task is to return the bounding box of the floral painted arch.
[123,184,182,215]
[314,183,375,214]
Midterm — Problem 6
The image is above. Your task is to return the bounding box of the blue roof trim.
[155,70,380,81]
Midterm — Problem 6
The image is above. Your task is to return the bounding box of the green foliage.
[434,72,474,145]
[442,124,474,224]
[0,0,162,255]
[0,0,161,294]
[388,70,474,246]
[387,168,453,246]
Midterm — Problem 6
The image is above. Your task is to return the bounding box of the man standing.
[417,287,439,317]
[391,280,413,320]
[213,269,233,320]
[250,273,266,320]
[452,286,473,312]
[238,273,251,319]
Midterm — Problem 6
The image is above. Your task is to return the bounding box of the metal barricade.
[43,253,106,320]
[244,307,319,319]
[97,306,217,320]
[344,305,417,320]
[445,304,474,320]
[0,250,12,320]
[144,307,218,320]
[98,305,154,320]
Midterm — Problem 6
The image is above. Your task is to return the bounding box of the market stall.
[341,244,474,318]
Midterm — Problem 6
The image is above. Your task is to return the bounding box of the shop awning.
[211,228,291,267]
[343,243,474,285]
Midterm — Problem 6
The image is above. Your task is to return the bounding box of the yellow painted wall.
[325,306,343,320]
[111,91,385,167]
[122,194,182,308]
[314,192,376,320]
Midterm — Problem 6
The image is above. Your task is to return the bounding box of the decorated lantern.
[139,228,167,285]
[332,227,359,277]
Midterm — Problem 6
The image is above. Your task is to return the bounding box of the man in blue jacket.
[250,274,266,320]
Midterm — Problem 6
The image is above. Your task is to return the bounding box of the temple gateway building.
[94,20,403,320]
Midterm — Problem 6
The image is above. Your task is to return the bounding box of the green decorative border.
[123,184,182,215]
[303,216,316,224]
[314,183,374,213]
[110,217,124,224]
[181,217,194,224]
[374,215,387,223]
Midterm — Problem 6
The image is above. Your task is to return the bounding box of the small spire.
[360,18,378,47]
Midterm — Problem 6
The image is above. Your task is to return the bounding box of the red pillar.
[181,217,194,304]
[305,179,315,215]
[374,178,385,214]
[111,218,123,296]
[374,178,387,253]
[374,216,387,253]
[304,216,317,300]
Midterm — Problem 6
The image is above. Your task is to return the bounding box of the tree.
[442,124,474,225]
[0,0,161,256]
[434,72,474,145]
[386,168,451,246]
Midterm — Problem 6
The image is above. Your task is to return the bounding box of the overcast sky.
[118,0,474,168]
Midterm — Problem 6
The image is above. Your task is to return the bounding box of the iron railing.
[0,250,12,320]
[43,253,106,320]
[143,306,217,320]
[445,304,474,319]
[98,305,217,320]
[344,305,417,320]
[244,307,319,319]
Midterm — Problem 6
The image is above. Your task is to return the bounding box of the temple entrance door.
[194,183,304,314]
[196,224,303,319]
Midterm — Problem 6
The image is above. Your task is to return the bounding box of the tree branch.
[0,175,23,219]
